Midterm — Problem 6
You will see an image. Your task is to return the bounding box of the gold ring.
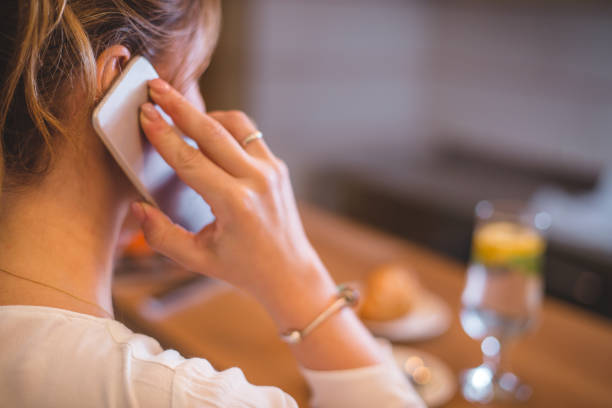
[242,131,263,147]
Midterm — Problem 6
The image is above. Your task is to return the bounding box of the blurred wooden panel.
[199,0,251,111]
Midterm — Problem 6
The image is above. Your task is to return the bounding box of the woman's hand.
[135,78,384,372]
[134,78,337,328]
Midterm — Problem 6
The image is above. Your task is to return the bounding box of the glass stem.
[481,336,507,379]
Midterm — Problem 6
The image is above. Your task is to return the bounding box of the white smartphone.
[92,56,213,232]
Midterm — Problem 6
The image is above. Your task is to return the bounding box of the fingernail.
[140,103,160,121]
[130,202,147,223]
[148,78,170,94]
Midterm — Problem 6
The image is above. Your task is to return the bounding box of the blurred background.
[200,0,612,318]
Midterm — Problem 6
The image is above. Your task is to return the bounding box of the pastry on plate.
[358,263,420,321]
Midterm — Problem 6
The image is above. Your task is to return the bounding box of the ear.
[96,45,131,95]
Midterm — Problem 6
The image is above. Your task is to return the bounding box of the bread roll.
[358,264,419,321]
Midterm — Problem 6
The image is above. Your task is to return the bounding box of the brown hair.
[0,0,220,189]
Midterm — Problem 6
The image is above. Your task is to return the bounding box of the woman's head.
[0,0,220,191]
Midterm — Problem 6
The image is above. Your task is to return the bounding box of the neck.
[0,154,133,318]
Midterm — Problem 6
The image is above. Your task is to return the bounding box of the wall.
[428,1,612,178]
[203,0,612,195]
[245,0,434,194]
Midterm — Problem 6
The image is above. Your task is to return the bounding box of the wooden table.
[113,203,612,407]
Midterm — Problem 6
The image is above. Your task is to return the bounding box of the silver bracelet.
[280,284,359,344]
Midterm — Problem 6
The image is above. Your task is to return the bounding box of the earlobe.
[96,45,132,95]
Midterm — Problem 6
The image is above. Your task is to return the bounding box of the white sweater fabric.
[0,305,424,407]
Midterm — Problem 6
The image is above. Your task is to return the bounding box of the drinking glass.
[460,200,550,403]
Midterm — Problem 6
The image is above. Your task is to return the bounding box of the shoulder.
[0,306,177,406]
[0,306,297,408]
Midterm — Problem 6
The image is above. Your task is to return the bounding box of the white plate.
[392,345,457,407]
[361,290,452,342]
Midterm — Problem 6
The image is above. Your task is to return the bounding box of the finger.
[131,202,210,272]
[208,110,274,160]
[139,102,233,205]
[147,78,255,177]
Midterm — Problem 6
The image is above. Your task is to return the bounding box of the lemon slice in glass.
[472,222,545,273]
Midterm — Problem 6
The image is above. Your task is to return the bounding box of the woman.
[0,1,423,407]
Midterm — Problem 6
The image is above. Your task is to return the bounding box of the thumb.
[130,202,210,272]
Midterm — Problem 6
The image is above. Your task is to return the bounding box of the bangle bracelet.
[280,284,359,344]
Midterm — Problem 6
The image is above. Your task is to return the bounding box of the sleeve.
[299,339,426,408]
[125,327,421,408]
[171,357,298,408]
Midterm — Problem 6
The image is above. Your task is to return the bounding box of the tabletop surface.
[113,203,612,407]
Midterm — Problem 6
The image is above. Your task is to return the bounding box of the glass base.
[461,364,532,403]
